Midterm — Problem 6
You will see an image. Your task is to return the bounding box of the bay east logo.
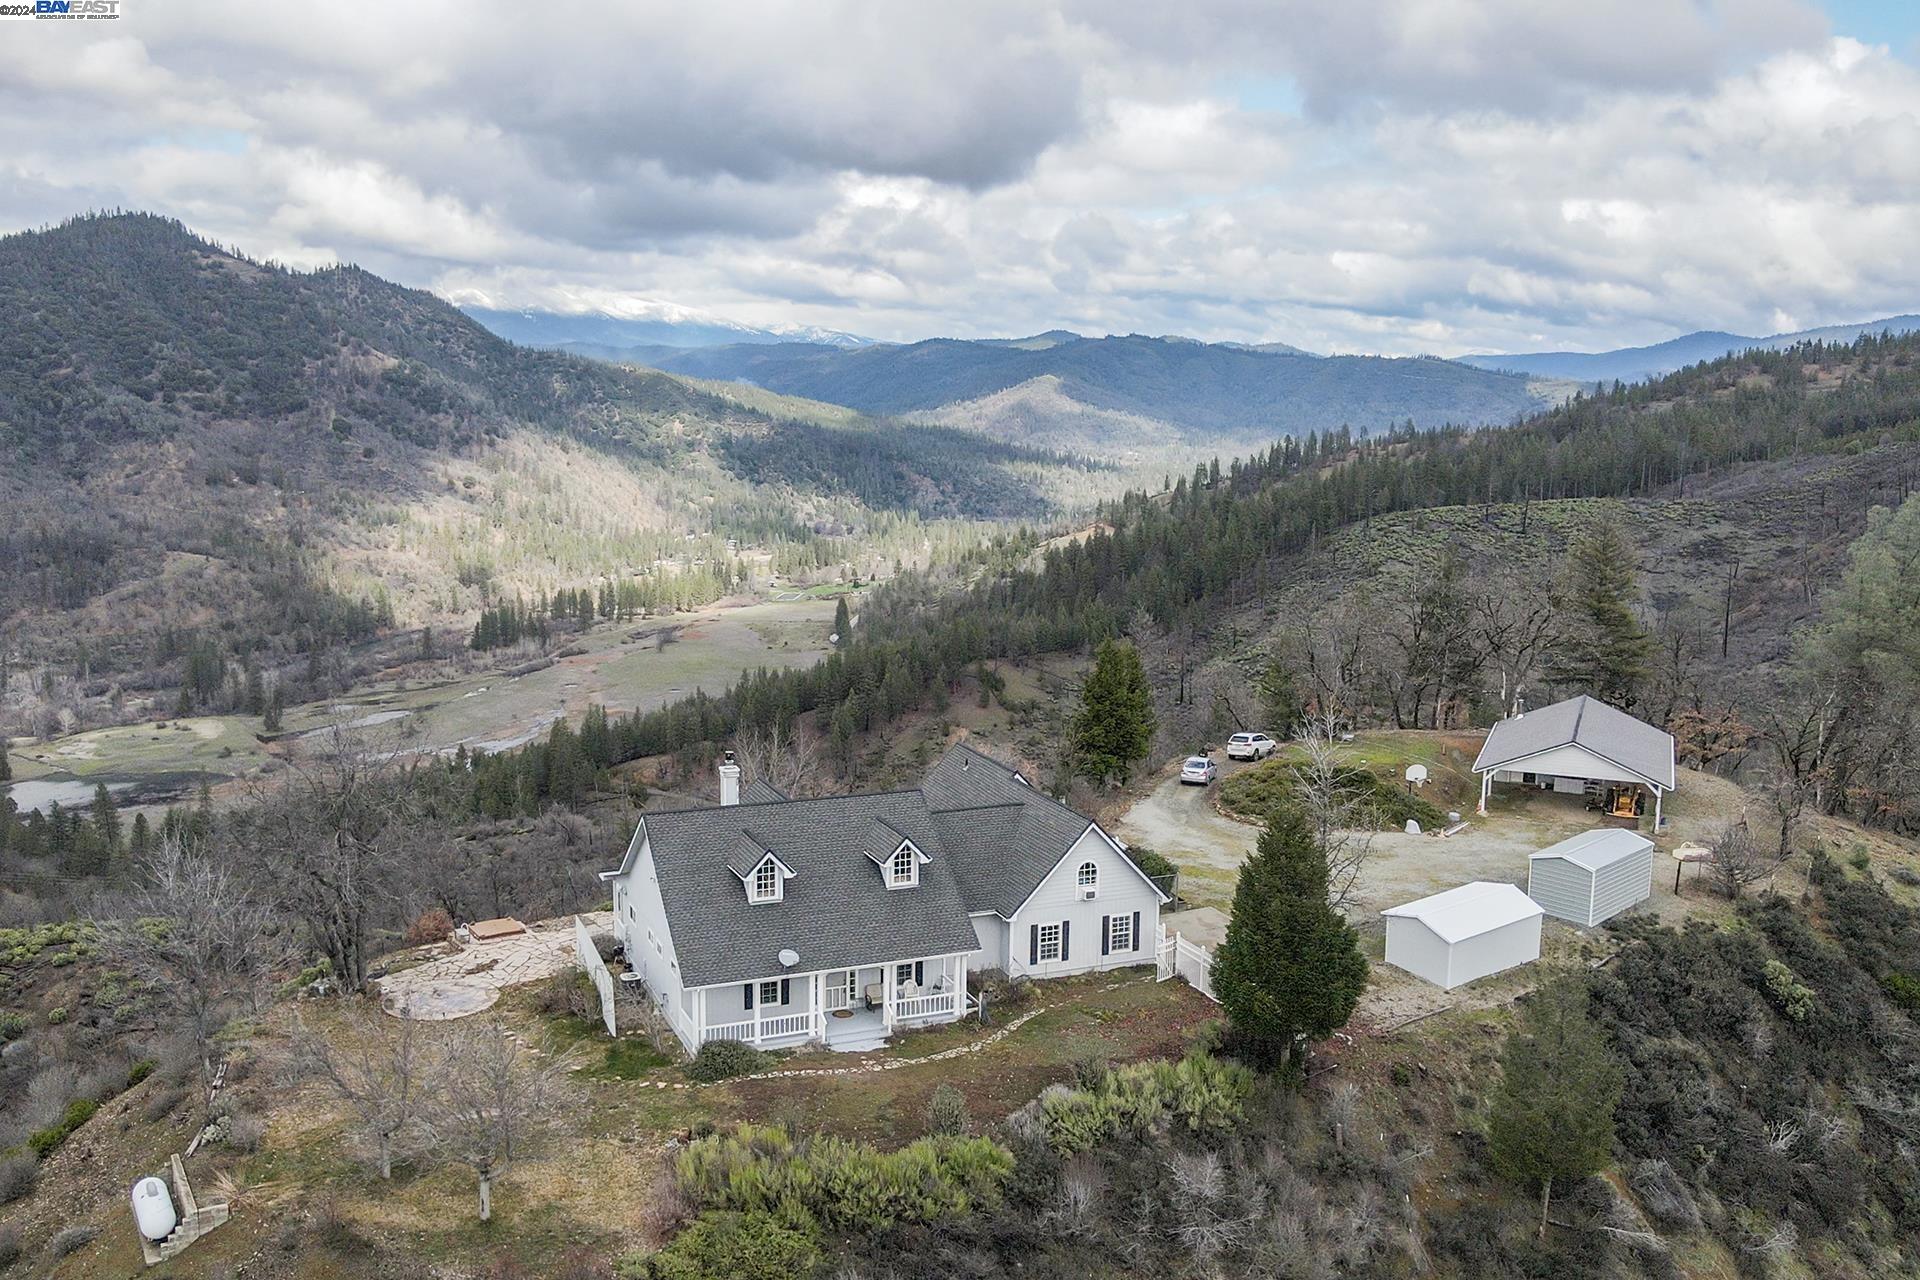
[0,0,122,17]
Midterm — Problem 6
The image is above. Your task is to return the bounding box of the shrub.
[0,1224,17,1271]
[536,970,600,1023]
[226,1110,268,1152]
[1762,959,1815,1022]
[126,1059,156,1087]
[673,1124,1014,1232]
[1881,970,1920,1016]
[0,1011,26,1043]
[621,1210,820,1280]
[685,1040,766,1083]
[143,1085,189,1122]
[48,1225,99,1258]
[28,1098,98,1158]
[927,1084,970,1137]
[967,968,1034,1016]
[403,908,455,948]
[45,1006,67,1026]
[1032,1052,1253,1154]
[0,1154,35,1206]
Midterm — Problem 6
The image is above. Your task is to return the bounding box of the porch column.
[1653,789,1663,832]
[754,987,764,1045]
[1478,770,1491,816]
[883,969,896,1029]
[955,953,967,1017]
[811,972,825,1043]
[696,987,708,1043]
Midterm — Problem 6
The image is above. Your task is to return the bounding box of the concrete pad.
[378,911,612,1021]
[1162,906,1229,948]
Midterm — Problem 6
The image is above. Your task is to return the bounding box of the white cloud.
[0,1,1914,353]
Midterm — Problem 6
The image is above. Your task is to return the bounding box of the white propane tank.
[131,1175,177,1242]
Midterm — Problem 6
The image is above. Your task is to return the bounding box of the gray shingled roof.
[741,778,788,804]
[643,789,981,988]
[1472,695,1675,789]
[630,742,1162,988]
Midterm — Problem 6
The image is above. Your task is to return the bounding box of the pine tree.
[129,811,152,860]
[833,597,852,647]
[264,686,284,733]
[91,782,122,854]
[0,747,10,783]
[1071,639,1156,786]
[1548,521,1652,706]
[1486,979,1622,1239]
[1256,657,1305,734]
[1211,804,1368,1075]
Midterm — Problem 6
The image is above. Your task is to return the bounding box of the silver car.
[1179,755,1218,785]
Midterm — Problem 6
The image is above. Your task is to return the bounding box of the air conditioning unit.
[1078,886,1097,901]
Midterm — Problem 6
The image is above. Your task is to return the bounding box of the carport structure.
[1473,695,1676,829]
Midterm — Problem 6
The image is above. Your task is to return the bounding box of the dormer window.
[1077,861,1098,899]
[889,844,917,888]
[752,858,781,902]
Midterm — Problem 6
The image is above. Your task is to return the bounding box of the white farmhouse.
[1473,694,1676,828]
[604,743,1169,1054]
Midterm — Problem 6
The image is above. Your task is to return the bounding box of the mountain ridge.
[1459,313,1920,382]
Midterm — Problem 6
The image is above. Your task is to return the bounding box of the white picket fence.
[1156,925,1217,1003]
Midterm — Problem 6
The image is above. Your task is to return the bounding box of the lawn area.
[707,971,1218,1144]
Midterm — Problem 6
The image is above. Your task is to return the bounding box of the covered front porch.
[681,952,973,1052]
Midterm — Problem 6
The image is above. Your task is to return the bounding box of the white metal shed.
[1383,882,1543,990]
[1526,828,1654,927]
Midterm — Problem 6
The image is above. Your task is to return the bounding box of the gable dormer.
[860,817,928,890]
[724,830,794,904]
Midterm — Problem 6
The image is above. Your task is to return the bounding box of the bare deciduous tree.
[94,838,285,1096]
[733,720,828,799]
[417,1018,574,1221]
[241,731,425,993]
[1294,713,1372,912]
[1705,819,1783,900]
[287,1003,428,1180]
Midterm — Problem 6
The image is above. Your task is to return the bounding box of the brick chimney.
[718,750,741,806]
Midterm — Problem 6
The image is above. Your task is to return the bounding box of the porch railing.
[701,1019,755,1044]
[700,1012,816,1045]
[894,990,959,1021]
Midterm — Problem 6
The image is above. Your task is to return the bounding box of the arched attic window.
[1077,861,1098,898]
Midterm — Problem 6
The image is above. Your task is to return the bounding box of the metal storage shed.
[1527,828,1654,927]
[1383,882,1543,990]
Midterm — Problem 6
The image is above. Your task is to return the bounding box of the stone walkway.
[377,912,614,1020]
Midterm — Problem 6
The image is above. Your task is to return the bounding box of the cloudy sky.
[2,0,1918,354]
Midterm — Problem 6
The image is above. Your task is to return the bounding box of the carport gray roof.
[642,789,980,988]
[1473,695,1675,790]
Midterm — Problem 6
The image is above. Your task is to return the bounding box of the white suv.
[1226,732,1278,760]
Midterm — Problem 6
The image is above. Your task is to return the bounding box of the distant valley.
[1458,314,1920,383]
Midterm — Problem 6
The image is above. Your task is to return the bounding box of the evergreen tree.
[0,746,9,783]
[1486,979,1622,1239]
[1548,521,1652,707]
[1211,804,1367,1074]
[243,665,266,716]
[129,811,152,860]
[91,782,122,854]
[264,686,284,733]
[1071,639,1156,786]
[833,597,852,647]
[1256,657,1305,734]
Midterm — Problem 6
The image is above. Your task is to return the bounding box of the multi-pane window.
[889,844,916,886]
[1037,922,1063,962]
[759,980,781,1006]
[1108,914,1133,953]
[1077,861,1098,893]
[753,858,779,901]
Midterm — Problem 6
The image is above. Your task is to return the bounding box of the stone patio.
[377,911,614,1020]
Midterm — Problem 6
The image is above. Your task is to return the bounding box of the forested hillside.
[0,214,1078,714]
[529,333,1920,837]
[612,331,1562,447]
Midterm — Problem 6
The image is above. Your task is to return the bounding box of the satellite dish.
[778,948,800,968]
[1405,764,1429,786]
